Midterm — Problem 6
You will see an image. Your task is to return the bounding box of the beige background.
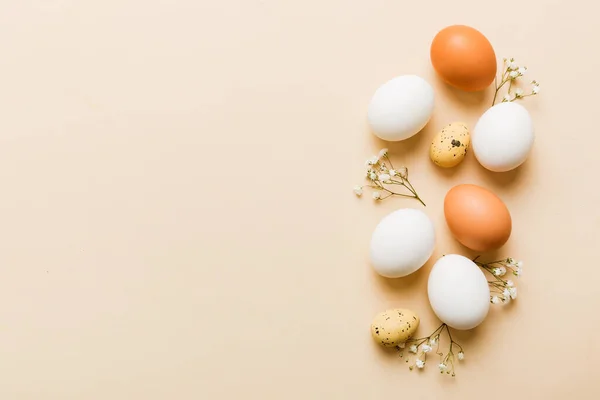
[0,0,598,398]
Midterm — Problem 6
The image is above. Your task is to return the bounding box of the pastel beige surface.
[0,1,598,399]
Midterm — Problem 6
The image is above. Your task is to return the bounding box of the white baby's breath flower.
[397,342,405,349]
[438,363,447,372]
[397,166,408,179]
[507,280,514,287]
[507,258,516,265]
[516,261,524,268]
[366,156,378,166]
[429,337,437,346]
[503,94,513,102]
[518,66,527,75]
[509,287,518,300]
[421,344,432,354]
[356,149,424,205]
[415,359,425,369]
[491,295,501,304]
[515,88,524,98]
[409,345,418,354]
[509,71,519,79]
[503,288,512,303]
[507,60,518,70]
[378,173,391,182]
[532,85,540,94]
[514,267,522,277]
[493,267,506,276]
[457,351,465,361]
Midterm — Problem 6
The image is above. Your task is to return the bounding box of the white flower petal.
[378,173,391,182]
[503,288,512,303]
[397,166,408,178]
[366,156,378,166]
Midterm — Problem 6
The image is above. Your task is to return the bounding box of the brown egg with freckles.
[444,184,512,252]
[430,25,497,92]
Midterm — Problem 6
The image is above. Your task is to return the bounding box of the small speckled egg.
[430,122,471,168]
[371,309,420,347]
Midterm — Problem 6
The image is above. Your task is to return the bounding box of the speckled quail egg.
[371,308,420,347]
[430,122,471,168]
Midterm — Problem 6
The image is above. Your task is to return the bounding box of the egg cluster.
[361,25,534,376]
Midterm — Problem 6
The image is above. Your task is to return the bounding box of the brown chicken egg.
[430,25,497,92]
[444,184,511,252]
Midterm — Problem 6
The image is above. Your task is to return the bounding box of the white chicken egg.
[472,102,534,172]
[427,254,490,330]
[367,75,434,141]
[370,209,435,278]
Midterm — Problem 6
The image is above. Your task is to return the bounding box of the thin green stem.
[384,154,395,170]
[492,78,509,106]
[379,182,426,206]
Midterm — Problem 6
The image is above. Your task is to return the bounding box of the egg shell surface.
[367,75,434,141]
[444,184,512,252]
[472,102,534,172]
[430,25,497,92]
[428,254,490,330]
[430,122,471,168]
[370,208,435,278]
[371,309,420,347]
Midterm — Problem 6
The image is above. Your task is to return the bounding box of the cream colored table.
[1,1,597,399]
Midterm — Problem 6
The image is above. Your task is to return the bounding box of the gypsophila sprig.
[474,256,524,304]
[398,323,464,377]
[492,58,540,106]
[354,149,426,206]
